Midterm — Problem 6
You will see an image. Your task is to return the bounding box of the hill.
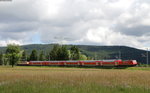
[0,44,149,64]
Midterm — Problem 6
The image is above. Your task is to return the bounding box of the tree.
[49,45,87,61]
[0,53,3,65]
[6,44,20,54]
[27,56,30,61]
[39,51,45,61]
[45,53,50,61]
[3,55,9,65]
[50,44,60,60]
[50,45,70,60]
[79,54,87,60]
[70,46,80,60]
[21,50,27,62]
[62,46,70,60]
[57,46,70,60]
[6,44,21,67]
[10,53,20,67]
[30,49,38,61]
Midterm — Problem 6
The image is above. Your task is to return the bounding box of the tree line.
[0,44,88,67]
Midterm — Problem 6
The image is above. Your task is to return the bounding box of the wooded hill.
[0,44,149,64]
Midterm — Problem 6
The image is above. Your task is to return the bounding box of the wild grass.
[127,67,150,70]
[0,66,150,93]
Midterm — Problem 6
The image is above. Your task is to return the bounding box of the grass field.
[0,66,150,93]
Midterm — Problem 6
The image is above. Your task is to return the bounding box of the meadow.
[0,66,150,93]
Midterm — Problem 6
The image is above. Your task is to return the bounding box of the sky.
[0,0,150,49]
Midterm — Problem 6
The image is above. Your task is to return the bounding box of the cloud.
[0,40,23,46]
[0,0,150,49]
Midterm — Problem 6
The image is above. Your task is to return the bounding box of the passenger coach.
[21,59,137,67]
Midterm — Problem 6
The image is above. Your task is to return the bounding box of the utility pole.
[147,48,149,67]
[94,52,97,60]
[141,48,149,67]
[49,54,50,61]
[119,51,121,59]
[119,46,121,59]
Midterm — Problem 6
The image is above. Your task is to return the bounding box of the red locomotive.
[20,59,137,67]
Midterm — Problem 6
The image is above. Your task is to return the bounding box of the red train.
[19,59,138,67]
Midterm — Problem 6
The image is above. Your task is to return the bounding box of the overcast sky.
[0,0,150,49]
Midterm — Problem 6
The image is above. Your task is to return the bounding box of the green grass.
[0,83,149,93]
[0,66,150,93]
[127,67,150,70]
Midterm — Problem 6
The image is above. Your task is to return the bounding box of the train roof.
[29,59,122,63]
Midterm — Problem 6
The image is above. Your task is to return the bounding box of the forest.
[0,44,149,67]
[0,44,89,67]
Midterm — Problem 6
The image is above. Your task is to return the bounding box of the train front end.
[131,60,138,66]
